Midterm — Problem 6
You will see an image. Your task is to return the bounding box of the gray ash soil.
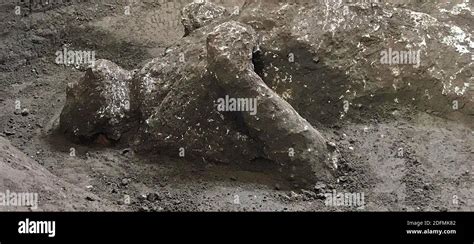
[0,1,472,211]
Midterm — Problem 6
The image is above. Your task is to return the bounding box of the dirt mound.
[0,136,117,211]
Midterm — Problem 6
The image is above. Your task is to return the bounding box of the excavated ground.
[0,0,472,211]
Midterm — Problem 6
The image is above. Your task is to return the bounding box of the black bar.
[0,212,472,242]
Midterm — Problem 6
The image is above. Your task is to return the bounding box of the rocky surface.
[60,59,132,141]
[207,21,336,184]
[238,0,473,125]
[59,1,473,186]
[60,2,342,185]
[0,0,472,211]
[181,1,229,36]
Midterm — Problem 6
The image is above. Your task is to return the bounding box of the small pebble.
[147,193,159,202]
[21,109,29,116]
[274,183,281,190]
[121,178,130,186]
